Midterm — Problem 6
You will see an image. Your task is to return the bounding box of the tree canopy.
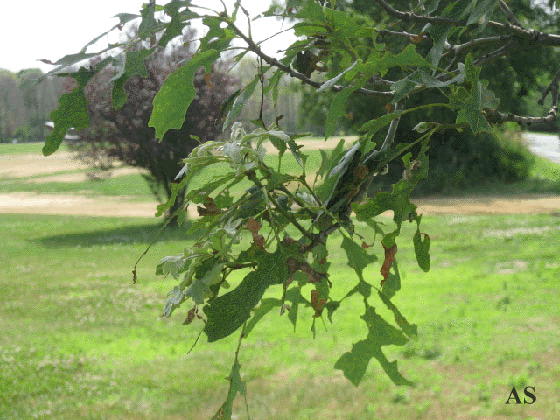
[41,1,560,418]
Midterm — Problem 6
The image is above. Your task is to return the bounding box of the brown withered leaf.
[197,197,221,216]
[310,289,327,318]
[246,217,261,235]
[183,306,198,325]
[253,234,266,250]
[354,164,368,182]
[247,217,265,250]
[380,243,398,285]
[287,256,300,276]
[283,236,297,247]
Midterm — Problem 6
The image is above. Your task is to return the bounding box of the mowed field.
[1,140,560,419]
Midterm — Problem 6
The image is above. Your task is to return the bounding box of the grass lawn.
[1,212,559,419]
[0,142,70,155]
[0,173,158,201]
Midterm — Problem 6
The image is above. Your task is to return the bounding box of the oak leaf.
[380,244,398,284]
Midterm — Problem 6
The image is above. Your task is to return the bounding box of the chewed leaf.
[287,138,305,169]
[268,130,289,156]
[329,141,360,178]
[246,217,265,250]
[244,298,282,337]
[43,67,94,156]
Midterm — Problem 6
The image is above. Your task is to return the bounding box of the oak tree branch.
[373,0,560,46]
[228,21,393,99]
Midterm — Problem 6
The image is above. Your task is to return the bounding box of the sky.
[1,0,292,74]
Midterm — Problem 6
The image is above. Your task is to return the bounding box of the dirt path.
[414,195,560,215]
[0,192,160,218]
[1,139,560,217]
[1,192,559,218]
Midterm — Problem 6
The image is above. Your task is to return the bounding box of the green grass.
[1,212,559,419]
[0,142,71,155]
[0,173,158,200]
[1,135,560,418]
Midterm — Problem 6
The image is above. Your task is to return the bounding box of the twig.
[370,76,394,88]
[228,21,393,99]
[538,69,560,105]
[472,40,517,67]
[485,106,558,125]
[450,35,513,56]
[376,29,429,42]
[373,0,560,46]
[445,35,513,71]
[381,103,402,152]
[374,0,464,26]
[499,0,521,27]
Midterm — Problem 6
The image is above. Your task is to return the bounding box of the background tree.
[75,29,236,223]
[41,1,560,418]
[17,69,61,142]
[0,69,24,141]
[0,68,64,143]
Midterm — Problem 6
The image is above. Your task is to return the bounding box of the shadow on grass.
[35,221,196,249]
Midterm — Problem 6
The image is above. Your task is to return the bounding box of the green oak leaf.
[204,246,289,342]
[326,82,364,138]
[426,24,456,69]
[223,77,259,129]
[137,2,158,39]
[111,49,153,109]
[413,216,431,272]
[158,0,184,47]
[450,55,499,133]
[43,67,94,156]
[451,86,491,133]
[244,298,282,337]
[149,49,220,140]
